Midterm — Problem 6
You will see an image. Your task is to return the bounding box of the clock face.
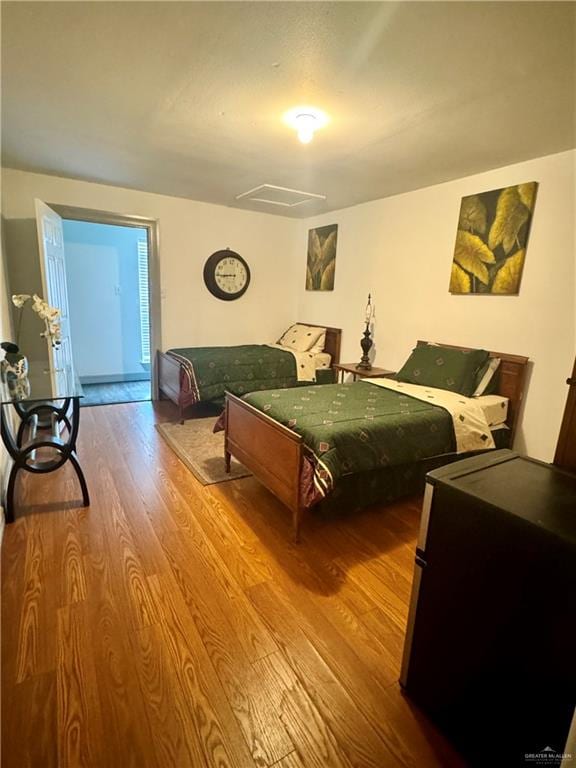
[204,249,251,301]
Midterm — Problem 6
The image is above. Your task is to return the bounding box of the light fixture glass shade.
[365,293,373,323]
[296,115,316,144]
[283,106,329,144]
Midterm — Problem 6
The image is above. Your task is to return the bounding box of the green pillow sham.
[396,344,489,396]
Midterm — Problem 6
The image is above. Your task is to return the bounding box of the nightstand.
[334,363,396,383]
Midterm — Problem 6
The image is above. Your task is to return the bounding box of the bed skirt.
[314,428,511,516]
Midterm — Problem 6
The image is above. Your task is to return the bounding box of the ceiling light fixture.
[283,106,329,144]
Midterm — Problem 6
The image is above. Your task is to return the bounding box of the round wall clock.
[203,249,251,301]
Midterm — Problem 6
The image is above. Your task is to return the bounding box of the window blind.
[137,239,150,364]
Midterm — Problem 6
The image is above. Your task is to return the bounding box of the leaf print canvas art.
[306,224,337,291]
[449,182,537,295]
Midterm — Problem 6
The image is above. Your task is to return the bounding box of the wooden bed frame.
[158,324,342,423]
[224,343,529,542]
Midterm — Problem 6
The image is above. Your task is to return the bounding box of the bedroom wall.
[0,220,13,535]
[295,149,576,461]
[3,218,50,368]
[0,169,299,351]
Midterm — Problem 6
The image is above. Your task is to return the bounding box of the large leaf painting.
[306,224,338,291]
[454,230,495,285]
[449,182,537,295]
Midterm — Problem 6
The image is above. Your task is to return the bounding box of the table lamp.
[357,293,374,370]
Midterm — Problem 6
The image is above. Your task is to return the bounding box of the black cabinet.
[401,450,576,767]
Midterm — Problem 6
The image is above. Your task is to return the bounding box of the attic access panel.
[235,184,326,208]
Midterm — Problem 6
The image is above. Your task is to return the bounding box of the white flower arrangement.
[12,294,62,347]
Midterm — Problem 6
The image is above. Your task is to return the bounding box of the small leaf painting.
[306,224,337,291]
[449,182,537,295]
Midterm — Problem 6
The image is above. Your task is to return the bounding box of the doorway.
[51,205,161,407]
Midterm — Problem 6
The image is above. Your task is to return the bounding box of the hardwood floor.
[81,380,151,406]
[1,401,466,768]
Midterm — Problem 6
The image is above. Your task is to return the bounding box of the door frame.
[49,203,162,399]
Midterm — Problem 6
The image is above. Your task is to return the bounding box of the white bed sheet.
[267,344,331,381]
[476,394,509,427]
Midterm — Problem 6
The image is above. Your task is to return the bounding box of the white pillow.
[310,331,326,354]
[473,357,501,397]
[278,324,326,353]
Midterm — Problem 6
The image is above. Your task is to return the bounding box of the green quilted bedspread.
[242,381,456,495]
[168,344,298,403]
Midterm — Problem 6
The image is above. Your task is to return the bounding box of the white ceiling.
[2,1,575,218]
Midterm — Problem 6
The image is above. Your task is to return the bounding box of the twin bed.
[158,323,342,422]
[222,342,529,541]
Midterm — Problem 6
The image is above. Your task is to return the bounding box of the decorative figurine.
[0,341,28,382]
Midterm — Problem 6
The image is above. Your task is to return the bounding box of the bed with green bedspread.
[223,342,525,539]
[239,379,510,512]
[242,380,459,501]
[167,344,299,405]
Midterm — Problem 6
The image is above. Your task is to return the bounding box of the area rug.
[155,417,251,485]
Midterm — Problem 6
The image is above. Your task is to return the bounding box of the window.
[137,239,150,364]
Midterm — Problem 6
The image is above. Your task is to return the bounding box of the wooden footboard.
[225,392,305,541]
[157,351,186,423]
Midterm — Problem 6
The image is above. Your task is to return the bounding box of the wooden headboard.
[417,341,529,441]
[303,323,342,366]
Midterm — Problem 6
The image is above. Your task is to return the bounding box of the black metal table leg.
[0,396,90,522]
[4,463,18,524]
[69,451,90,507]
[68,397,89,506]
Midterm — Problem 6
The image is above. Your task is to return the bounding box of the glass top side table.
[0,360,90,522]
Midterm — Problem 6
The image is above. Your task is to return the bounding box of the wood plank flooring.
[1,401,466,768]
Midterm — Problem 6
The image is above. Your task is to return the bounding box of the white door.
[35,199,74,383]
